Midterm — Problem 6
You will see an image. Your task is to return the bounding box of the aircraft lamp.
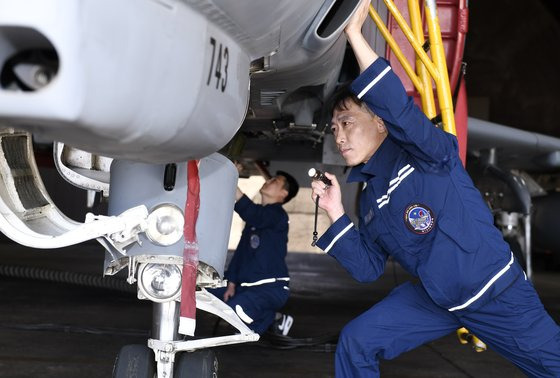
[146,204,184,246]
[138,263,182,302]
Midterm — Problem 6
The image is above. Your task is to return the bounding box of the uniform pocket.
[513,331,558,352]
[388,206,436,256]
[384,173,434,255]
[436,183,483,254]
[437,214,480,253]
[497,276,560,352]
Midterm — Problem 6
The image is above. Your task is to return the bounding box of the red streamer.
[180,160,200,334]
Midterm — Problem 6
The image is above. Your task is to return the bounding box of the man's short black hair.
[328,82,376,120]
[329,82,362,117]
[276,171,299,204]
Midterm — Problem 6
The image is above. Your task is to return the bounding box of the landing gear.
[106,157,258,377]
[0,130,255,377]
[174,350,218,378]
[113,344,156,378]
[112,345,219,378]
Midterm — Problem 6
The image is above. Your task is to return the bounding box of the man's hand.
[223,282,236,301]
[344,0,379,73]
[345,0,371,36]
[311,172,345,223]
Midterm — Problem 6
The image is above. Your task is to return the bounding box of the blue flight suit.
[210,194,290,334]
[317,59,560,377]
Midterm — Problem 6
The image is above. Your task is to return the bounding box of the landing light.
[138,263,182,302]
[146,204,184,246]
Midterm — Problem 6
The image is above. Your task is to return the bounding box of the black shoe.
[271,313,294,336]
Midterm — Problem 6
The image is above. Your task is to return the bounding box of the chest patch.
[404,203,435,234]
[249,226,260,249]
[250,234,260,249]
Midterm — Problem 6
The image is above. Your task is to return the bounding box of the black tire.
[174,349,218,378]
[113,344,155,378]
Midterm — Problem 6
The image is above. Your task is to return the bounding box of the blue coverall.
[316,59,560,377]
[210,194,290,334]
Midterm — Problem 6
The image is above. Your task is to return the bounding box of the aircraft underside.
[0,0,559,377]
[0,0,363,375]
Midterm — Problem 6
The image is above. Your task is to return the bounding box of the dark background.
[464,0,560,137]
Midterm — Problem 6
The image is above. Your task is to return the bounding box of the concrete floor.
[0,242,558,377]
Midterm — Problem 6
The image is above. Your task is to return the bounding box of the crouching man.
[310,0,560,376]
[211,171,298,335]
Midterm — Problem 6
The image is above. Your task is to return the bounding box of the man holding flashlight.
[311,0,560,376]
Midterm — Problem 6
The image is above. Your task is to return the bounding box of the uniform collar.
[347,137,400,183]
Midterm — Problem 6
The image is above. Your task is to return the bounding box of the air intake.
[0,27,59,91]
[317,0,361,38]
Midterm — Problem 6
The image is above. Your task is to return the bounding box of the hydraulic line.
[0,264,148,338]
[0,322,148,337]
[0,264,135,294]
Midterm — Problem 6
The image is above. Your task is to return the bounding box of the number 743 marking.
[207,37,229,92]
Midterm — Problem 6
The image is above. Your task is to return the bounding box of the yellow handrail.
[367,6,425,97]
[407,0,436,120]
[424,0,456,135]
[367,0,456,136]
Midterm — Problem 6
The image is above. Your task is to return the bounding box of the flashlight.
[308,168,332,187]
[308,168,332,247]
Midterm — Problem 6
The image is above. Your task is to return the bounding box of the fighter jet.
[0,0,370,376]
[0,0,559,377]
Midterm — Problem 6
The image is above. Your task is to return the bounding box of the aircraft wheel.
[112,344,155,378]
[174,349,218,378]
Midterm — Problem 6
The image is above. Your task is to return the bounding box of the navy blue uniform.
[317,59,560,377]
[210,194,290,334]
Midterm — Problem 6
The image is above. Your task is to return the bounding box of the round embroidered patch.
[250,234,260,249]
[404,203,435,234]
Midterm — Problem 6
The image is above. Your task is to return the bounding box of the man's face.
[331,100,386,166]
[260,175,288,200]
